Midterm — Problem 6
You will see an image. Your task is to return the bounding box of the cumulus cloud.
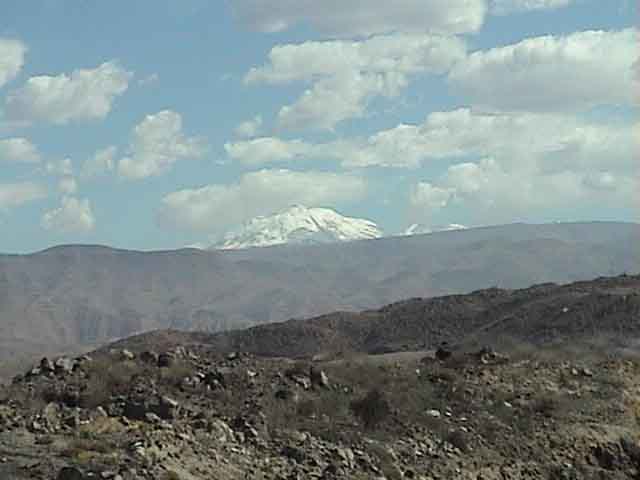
[226,109,635,172]
[0,137,40,163]
[41,196,95,233]
[6,61,132,125]
[234,115,263,138]
[157,169,367,233]
[225,137,313,166]
[45,158,74,176]
[0,39,26,88]
[246,34,466,130]
[0,182,46,210]
[409,157,637,222]
[82,146,117,178]
[490,0,573,14]
[58,176,78,195]
[410,183,455,209]
[117,110,207,180]
[233,0,487,36]
[449,28,638,112]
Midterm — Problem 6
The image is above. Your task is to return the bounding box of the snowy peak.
[404,223,468,236]
[211,205,383,250]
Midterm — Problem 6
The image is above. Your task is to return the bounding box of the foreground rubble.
[1,340,640,480]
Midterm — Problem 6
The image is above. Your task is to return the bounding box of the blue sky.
[0,0,637,253]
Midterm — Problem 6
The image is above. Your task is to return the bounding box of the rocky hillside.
[109,273,640,361]
[0,222,638,372]
[3,316,640,478]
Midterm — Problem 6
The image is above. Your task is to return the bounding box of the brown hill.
[107,273,640,360]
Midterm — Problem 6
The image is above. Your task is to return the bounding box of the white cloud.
[410,183,455,209]
[234,115,263,138]
[6,61,132,125]
[233,0,487,36]
[0,182,46,210]
[246,34,466,130]
[41,196,95,233]
[346,109,635,170]
[58,176,78,195]
[45,158,74,176]
[0,137,40,163]
[117,110,207,180]
[82,146,116,178]
[157,169,367,233]
[449,29,638,112]
[0,39,26,88]
[226,109,635,172]
[225,137,313,166]
[410,157,637,222]
[490,0,573,14]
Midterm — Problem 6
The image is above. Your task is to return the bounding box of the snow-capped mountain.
[403,223,468,236]
[211,205,383,250]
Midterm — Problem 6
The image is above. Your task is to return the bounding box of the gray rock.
[40,357,54,372]
[292,375,311,390]
[227,352,239,361]
[208,419,234,443]
[121,349,135,361]
[54,357,74,374]
[156,396,179,420]
[145,412,162,424]
[310,367,330,388]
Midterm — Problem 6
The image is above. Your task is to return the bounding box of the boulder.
[310,367,330,388]
[156,396,179,420]
[40,357,55,372]
[54,357,74,374]
[121,349,135,361]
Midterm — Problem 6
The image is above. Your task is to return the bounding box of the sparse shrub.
[162,471,181,480]
[158,361,193,388]
[446,429,470,453]
[350,389,391,429]
[41,386,63,404]
[284,360,310,378]
[296,399,316,418]
[80,359,142,408]
[61,437,118,459]
[531,395,557,417]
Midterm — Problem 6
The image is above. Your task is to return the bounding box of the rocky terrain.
[2,274,640,479]
[1,221,638,376]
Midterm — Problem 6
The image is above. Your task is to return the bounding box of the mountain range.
[0,221,638,374]
[208,205,470,250]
